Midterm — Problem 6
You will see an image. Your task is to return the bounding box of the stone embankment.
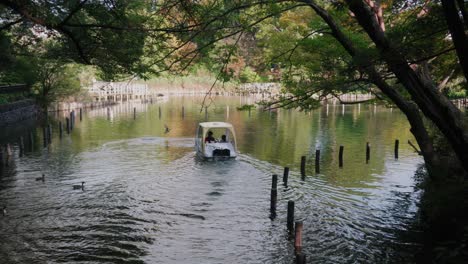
[0,99,39,126]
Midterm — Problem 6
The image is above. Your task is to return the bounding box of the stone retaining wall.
[0,99,39,126]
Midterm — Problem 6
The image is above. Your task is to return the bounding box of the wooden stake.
[0,147,3,167]
[283,167,289,187]
[79,108,82,121]
[394,139,399,159]
[296,253,306,264]
[300,156,306,179]
[295,221,303,253]
[59,121,63,138]
[43,127,48,147]
[29,131,34,151]
[47,124,52,144]
[315,149,320,174]
[366,142,370,164]
[66,117,70,134]
[133,107,136,120]
[70,111,74,130]
[339,145,344,167]
[270,174,278,219]
[287,201,295,234]
[19,137,24,157]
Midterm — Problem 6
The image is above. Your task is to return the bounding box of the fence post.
[29,131,34,151]
[47,124,52,144]
[0,147,3,167]
[296,253,306,264]
[339,145,344,167]
[300,156,306,179]
[43,127,48,147]
[366,142,370,164]
[315,149,320,173]
[287,201,295,234]
[295,221,303,253]
[19,137,24,157]
[394,139,399,159]
[283,167,289,187]
[270,174,278,219]
[66,117,70,134]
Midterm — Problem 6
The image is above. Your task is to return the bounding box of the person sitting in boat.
[220,135,227,142]
[205,131,215,143]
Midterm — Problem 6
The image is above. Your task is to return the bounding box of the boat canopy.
[198,122,235,129]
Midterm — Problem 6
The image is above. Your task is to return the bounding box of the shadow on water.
[0,97,426,263]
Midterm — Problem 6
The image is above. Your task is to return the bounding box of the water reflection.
[0,96,423,263]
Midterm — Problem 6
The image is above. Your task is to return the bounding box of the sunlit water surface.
[0,96,423,263]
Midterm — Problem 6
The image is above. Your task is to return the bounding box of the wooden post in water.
[47,124,52,144]
[394,139,399,159]
[339,145,344,168]
[70,111,74,130]
[5,144,12,167]
[59,121,63,138]
[296,253,306,264]
[19,137,24,157]
[29,131,34,151]
[43,127,48,147]
[283,167,289,187]
[79,108,82,121]
[159,106,162,119]
[66,117,70,134]
[270,174,278,219]
[0,147,3,167]
[182,106,185,119]
[366,142,370,164]
[6,144,12,157]
[287,201,295,234]
[315,150,320,174]
[133,107,136,120]
[295,221,303,253]
[300,156,306,179]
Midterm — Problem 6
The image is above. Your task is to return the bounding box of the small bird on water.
[73,182,85,190]
[164,124,171,134]
[36,174,45,182]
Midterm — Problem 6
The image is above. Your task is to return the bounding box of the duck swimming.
[36,174,45,182]
[73,182,85,190]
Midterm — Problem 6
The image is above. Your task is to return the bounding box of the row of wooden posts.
[2,104,171,165]
[269,173,306,264]
[1,104,181,166]
[269,139,401,263]
[297,140,401,175]
[0,109,84,167]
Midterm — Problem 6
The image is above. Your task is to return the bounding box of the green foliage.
[32,61,82,108]
[236,104,256,111]
[239,67,261,83]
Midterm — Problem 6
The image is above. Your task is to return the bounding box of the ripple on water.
[0,134,423,263]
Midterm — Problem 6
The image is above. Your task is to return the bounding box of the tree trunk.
[441,0,468,84]
[302,0,440,171]
[345,0,468,174]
